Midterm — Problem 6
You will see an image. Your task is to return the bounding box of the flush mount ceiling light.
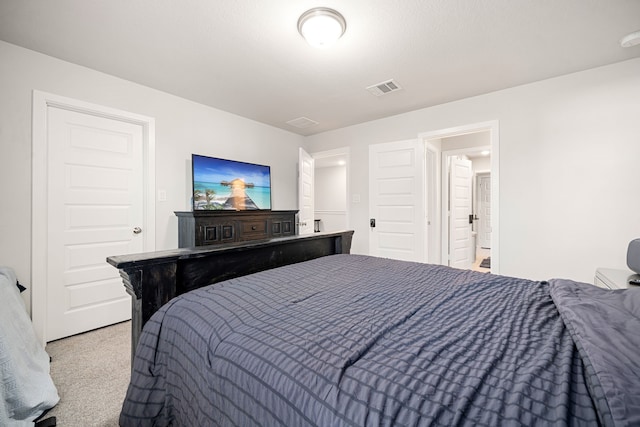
[298,7,346,48]
[620,30,640,48]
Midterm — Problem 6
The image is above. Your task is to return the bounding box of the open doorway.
[441,143,492,272]
[419,121,499,274]
[311,147,350,233]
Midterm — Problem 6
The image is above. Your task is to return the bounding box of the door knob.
[133,227,142,234]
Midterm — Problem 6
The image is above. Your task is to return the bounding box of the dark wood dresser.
[175,210,297,247]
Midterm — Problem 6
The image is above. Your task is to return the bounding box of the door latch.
[370,218,376,228]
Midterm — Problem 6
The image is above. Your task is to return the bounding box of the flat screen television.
[192,154,272,211]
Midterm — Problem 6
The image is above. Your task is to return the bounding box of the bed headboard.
[107,230,354,359]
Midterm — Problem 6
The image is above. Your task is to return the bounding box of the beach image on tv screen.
[192,155,271,210]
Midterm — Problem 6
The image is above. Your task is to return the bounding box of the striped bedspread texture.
[120,254,640,427]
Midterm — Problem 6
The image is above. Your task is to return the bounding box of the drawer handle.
[251,226,257,230]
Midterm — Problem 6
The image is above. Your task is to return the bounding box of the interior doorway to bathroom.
[419,121,499,274]
[442,142,492,272]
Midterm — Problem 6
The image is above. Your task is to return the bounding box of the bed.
[0,267,59,426]
[116,252,640,426]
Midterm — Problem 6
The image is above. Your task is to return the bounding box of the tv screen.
[192,154,272,211]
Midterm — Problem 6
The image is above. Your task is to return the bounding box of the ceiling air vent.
[366,79,402,97]
[286,116,319,129]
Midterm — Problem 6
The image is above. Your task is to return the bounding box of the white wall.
[306,58,640,284]
[2,39,639,312]
[471,157,491,173]
[315,166,347,211]
[0,41,305,313]
[315,165,347,232]
[441,131,490,151]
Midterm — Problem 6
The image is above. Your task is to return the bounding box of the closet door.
[46,107,142,341]
[369,139,425,262]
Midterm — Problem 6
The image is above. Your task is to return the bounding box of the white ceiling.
[1,0,639,136]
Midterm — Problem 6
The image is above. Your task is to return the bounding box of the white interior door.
[449,157,473,269]
[46,107,143,341]
[477,173,492,248]
[369,139,425,262]
[298,147,314,235]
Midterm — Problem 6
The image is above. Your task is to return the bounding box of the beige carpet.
[44,321,131,427]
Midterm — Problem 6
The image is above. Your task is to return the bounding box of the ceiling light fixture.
[298,7,346,48]
[620,30,640,48]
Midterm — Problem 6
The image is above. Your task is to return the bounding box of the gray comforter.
[120,254,640,426]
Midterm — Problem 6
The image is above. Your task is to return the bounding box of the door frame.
[418,120,500,273]
[425,143,440,264]
[31,90,156,344]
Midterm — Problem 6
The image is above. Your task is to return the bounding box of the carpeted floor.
[44,321,131,426]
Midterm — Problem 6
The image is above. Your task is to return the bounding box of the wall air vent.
[366,79,402,97]
[286,116,319,129]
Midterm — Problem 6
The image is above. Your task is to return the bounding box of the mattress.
[120,254,640,426]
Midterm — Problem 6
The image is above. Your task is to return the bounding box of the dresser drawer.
[200,223,235,245]
[239,220,269,240]
[271,218,294,236]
